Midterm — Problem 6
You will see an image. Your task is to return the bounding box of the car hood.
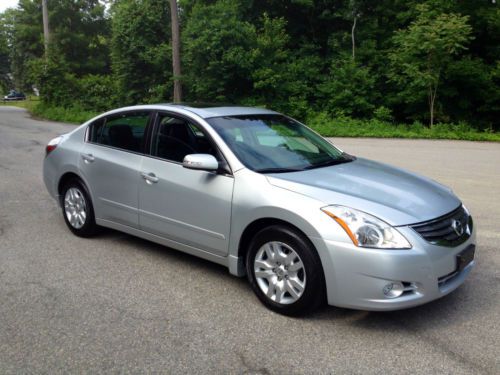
[266,157,461,226]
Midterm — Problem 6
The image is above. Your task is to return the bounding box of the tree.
[318,56,377,118]
[0,11,12,92]
[6,1,44,91]
[1,0,498,129]
[248,15,322,117]
[170,0,181,102]
[389,5,473,126]
[182,0,256,102]
[41,0,49,54]
[111,0,172,104]
[4,0,109,92]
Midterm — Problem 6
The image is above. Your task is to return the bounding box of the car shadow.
[93,226,481,325]
[94,226,249,285]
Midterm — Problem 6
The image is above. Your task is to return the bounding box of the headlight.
[321,205,412,249]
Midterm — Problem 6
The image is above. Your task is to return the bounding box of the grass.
[307,112,500,142]
[0,97,38,111]
[30,103,98,124]
[1,98,98,124]
[2,100,499,141]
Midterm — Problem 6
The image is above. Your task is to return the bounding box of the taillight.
[45,136,62,156]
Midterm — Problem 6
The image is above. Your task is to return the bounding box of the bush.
[317,57,377,118]
[75,75,118,112]
[31,102,98,124]
[306,112,500,141]
[373,106,394,122]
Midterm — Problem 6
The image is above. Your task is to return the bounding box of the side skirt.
[96,218,229,269]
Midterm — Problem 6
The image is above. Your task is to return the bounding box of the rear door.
[138,112,234,256]
[79,110,152,228]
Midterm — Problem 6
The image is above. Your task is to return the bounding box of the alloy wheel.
[64,187,87,229]
[253,241,306,304]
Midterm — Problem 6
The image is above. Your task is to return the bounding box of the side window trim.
[148,110,233,174]
[85,110,154,156]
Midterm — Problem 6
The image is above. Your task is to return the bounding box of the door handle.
[81,153,95,163]
[140,172,159,184]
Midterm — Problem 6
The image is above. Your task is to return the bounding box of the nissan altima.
[43,104,475,315]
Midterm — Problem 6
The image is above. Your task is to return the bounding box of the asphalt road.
[0,106,499,374]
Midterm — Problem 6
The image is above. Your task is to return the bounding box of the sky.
[0,0,18,12]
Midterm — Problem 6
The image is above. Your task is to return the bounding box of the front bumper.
[310,226,476,311]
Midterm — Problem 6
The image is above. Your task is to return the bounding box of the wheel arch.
[238,218,311,261]
[57,171,94,207]
[236,216,326,282]
[58,172,84,195]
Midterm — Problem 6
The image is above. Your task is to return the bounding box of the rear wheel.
[61,179,98,237]
[246,225,325,316]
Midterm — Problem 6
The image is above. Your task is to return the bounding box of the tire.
[60,178,98,237]
[246,225,325,316]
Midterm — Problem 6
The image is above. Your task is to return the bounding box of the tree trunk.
[351,16,357,61]
[429,88,434,127]
[170,0,182,103]
[428,77,439,127]
[42,0,50,55]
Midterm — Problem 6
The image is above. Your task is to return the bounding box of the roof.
[160,103,279,119]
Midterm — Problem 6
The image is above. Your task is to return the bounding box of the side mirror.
[182,154,219,172]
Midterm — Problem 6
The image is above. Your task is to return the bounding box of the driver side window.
[152,114,217,163]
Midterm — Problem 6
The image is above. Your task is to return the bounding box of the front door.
[138,113,234,256]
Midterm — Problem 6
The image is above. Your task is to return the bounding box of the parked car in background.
[43,104,476,315]
[3,90,26,101]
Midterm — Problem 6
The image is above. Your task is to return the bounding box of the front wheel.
[61,179,98,237]
[246,225,325,316]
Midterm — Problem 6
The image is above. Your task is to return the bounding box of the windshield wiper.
[255,167,304,174]
[255,154,356,173]
[304,156,355,170]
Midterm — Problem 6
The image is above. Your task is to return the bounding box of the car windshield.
[207,114,353,173]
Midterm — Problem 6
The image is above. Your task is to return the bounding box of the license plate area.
[457,244,475,273]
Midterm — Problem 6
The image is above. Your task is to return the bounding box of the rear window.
[88,111,150,153]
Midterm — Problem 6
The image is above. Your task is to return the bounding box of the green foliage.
[111,0,172,105]
[74,74,118,112]
[318,57,376,118]
[373,106,393,123]
[49,0,110,76]
[35,52,116,112]
[4,0,109,93]
[5,1,43,92]
[0,12,11,92]
[31,102,98,124]
[249,16,322,117]
[389,4,473,125]
[182,0,256,102]
[307,112,500,141]
[1,0,499,134]
[37,52,77,107]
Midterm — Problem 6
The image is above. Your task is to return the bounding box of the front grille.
[410,205,472,246]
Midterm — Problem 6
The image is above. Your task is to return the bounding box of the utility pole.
[42,0,50,55]
[170,0,182,102]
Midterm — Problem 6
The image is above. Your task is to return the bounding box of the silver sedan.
[43,104,476,315]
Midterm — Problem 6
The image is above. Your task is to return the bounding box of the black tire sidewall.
[246,225,325,316]
[61,179,97,237]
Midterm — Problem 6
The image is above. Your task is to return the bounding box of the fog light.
[383,282,404,298]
